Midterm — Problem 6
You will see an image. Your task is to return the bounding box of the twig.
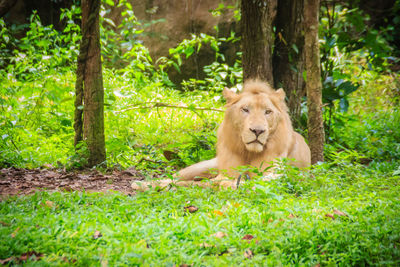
[115,102,224,113]
[137,157,165,165]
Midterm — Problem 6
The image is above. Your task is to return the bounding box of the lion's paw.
[131,179,174,191]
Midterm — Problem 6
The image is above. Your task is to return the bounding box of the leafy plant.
[158,31,242,91]
[1,7,81,81]
[319,3,394,141]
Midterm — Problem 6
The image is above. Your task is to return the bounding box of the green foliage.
[327,107,400,163]
[0,70,75,168]
[210,2,241,21]
[161,32,242,91]
[0,7,81,80]
[66,142,89,170]
[100,0,150,69]
[318,2,397,139]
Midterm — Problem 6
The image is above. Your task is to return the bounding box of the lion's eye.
[265,109,272,115]
[242,107,249,113]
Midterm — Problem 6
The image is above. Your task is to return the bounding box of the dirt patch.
[0,167,145,197]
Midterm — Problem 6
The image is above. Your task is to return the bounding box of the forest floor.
[0,167,145,197]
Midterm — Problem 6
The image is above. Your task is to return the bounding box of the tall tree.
[74,0,106,166]
[273,0,305,128]
[304,0,325,163]
[241,0,277,84]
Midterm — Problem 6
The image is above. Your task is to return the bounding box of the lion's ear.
[275,88,286,102]
[223,87,238,103]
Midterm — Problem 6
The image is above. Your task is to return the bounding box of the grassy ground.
[1,162,400,266]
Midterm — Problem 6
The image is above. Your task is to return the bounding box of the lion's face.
[236,94,281,152]
[223,85,285,153]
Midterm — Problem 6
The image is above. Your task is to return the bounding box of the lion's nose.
[250,128,265,137]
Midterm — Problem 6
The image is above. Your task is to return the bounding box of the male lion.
[132,80,311,191]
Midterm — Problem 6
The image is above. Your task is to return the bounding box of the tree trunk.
[304,0,324,163]
[273,0,305,128]
[241,0,277,84]
[74,0,106,167]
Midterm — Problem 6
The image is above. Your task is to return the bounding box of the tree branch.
[116,102,224,113]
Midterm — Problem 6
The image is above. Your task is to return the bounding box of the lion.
[132,80,311,191]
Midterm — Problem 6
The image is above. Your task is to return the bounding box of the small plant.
[66,141,89,170]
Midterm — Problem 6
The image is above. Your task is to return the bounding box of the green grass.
[1,163,400,266]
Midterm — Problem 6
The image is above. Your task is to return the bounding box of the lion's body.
[132,80,311,191]
[177,80,311,182]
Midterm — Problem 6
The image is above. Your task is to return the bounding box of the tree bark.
[241,0,277,84]
[0,0,16,18]
[273,0,305,128]
[74,0,106,167]
[304,0,324,163]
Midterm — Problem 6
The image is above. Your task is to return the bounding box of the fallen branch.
[115,102,224,113]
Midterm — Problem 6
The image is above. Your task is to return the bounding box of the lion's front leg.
[217,149,246,176]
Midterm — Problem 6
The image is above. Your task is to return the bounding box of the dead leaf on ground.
[325,213,335,220]
[93,230,102,239]
[19,251,44,261]
[11,227,20,238]
[0,221,10,226]
[244,249,253,259]
[179,264,190,267]
[333,209,348,217]
[267,218,274,223]
[242,234,255,241]
[163,150,181,161]
[213,210,224,216]
[0,251,43,264]
[0,256,13,265]
[184,205,198,213]
[211,231,227,238]
[288,213,298,218]
[44,200,54,208]
[242,234,259,244]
